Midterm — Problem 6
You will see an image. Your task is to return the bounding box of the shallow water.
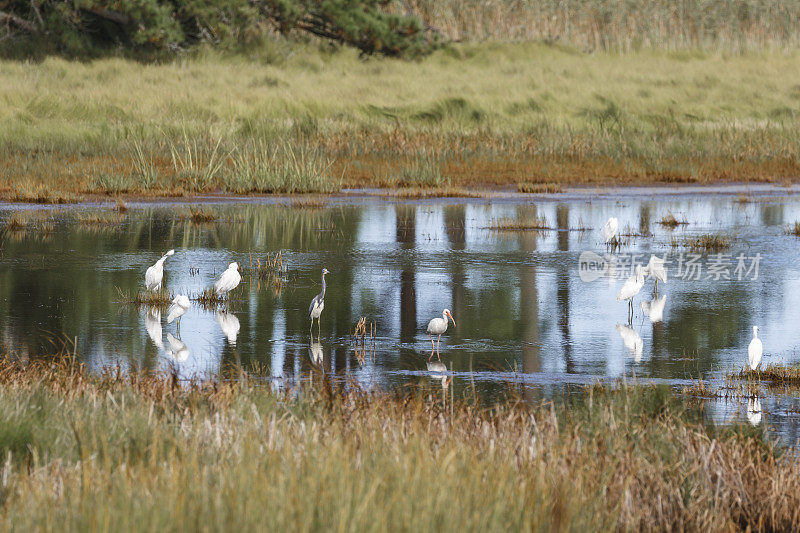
[3,189,800,444]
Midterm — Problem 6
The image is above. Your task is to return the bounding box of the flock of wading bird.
[601,217,762,372]
[142,217,764,373]
[142,253,456,364]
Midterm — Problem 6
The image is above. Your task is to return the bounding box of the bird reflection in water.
[747,397,762,426]
[616,323,643,362]
[640,295,667,324]
[216,310,240,345]
[308,341,323,367]
[144,308,164,350]
[166,333,189,362]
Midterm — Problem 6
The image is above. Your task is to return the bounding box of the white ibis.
[748,326,762,371]
[214,262,241,298]
[617,265,645,322]
[145,249,175,291]
[216,310,240,345]
[640,295,666,324]
[643,255,667,294]
[308,268,329,336]
[426,309,455,361]
[166,333,189,362]
[167,295,191,334]
[144,308,163,350]
[601,217,619,245]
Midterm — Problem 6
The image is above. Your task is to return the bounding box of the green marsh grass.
[0,358,797,530]
[8,43,800,199]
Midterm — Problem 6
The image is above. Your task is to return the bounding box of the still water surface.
[3,190,800,443]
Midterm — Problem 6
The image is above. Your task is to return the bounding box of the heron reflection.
[216,310,240,345]
[144,308,164,350]
[166,333,189,362]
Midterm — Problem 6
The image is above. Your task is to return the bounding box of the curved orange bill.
[447,312,456,326]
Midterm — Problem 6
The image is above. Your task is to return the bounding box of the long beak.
[448,313,456,326]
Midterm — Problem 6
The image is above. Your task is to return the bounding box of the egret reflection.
[144,308,163,350]
[616,323,643,362]
[167,295,191,333]
[747,397,762,426]
[166,333,189,362]
[640,295,666,323]
[216,310,240,345]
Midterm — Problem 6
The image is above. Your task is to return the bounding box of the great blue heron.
[145,249,175,291]
[426,309,455,361]
[167,294,190,335]
[601,217,619,246]
[748,326,762,371]
[214,262,241,298]
[617,265,644,323]
[308,268,329,336]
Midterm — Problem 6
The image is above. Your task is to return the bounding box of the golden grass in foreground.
[0,357,797,530]
[4,43,800,200]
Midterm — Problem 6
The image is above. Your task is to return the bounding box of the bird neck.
[321,273,327,297]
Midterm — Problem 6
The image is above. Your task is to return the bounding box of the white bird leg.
[429,332,435,361]
[437,334,442,360]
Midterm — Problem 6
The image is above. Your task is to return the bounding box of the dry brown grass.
[490,216,551,231]
[786,222,800,237]
[658,210,688,228]
[0,358,797,530]
[682,233,732,252]
[517,182,562,194]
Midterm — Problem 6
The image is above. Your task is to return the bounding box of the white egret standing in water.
[601,217,619,245]
[145,249,175,291]
[426,309,455,361]
[643,255,667,295]
[214,262,241,298]
[167,295,191,334]
[617,265,645,322]
[748,326,763,371]
[616,323,643,362]
[216,310,240,345]
[308,268,329,337]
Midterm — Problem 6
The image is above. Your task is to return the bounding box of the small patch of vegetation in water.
[679,233,731,252]
[517,182,562,194]
[785,221,800,236]
[196,287,229,308]
[731,364,800,384]
[118,288,173,307]
[657,210,688,228]
[490,216,551,231]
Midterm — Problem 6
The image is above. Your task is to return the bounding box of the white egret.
[616,323,643,362]
[601,217,619,245]
[144,308,164,350]
[748,326,763,371]
[426,309,455,361]
[216,310,240,345]
[308,268,329,336]
[145,249,175,291]
[167,294,191,334]
[166,333,189,362]
[214,262,241,298]
[643,255,667,294]
[640,295,666,324]
[747,397,762,426]
[617,265,645,322]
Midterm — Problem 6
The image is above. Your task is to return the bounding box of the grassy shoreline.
[0,356,797,530]
[3,42,800,201]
